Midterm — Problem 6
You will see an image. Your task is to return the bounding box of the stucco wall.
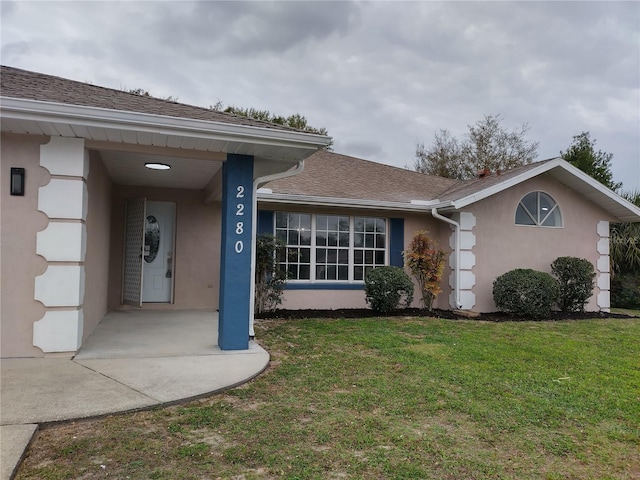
[82,151,113,340]
[108,185,220,310]
[260,205,452,311]
[0,133,50,358]
[468,173,615,312]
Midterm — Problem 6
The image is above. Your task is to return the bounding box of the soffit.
[98,150,222,189]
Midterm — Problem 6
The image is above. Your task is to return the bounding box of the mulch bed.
[256,308,637,322]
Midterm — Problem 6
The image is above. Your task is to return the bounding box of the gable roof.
[262,151,640,222]
[261,149,457,207]
[434,158,640,222]
[0,65,331,161]
[1,65,297,131]
[436,159,556,203]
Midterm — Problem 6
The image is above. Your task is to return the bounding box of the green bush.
[255,234,287,314]
[611,273,640,308]
[493,269,559,318]
[364,266,414,314]
[551,256,596,312]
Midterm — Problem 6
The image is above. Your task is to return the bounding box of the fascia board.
[557,161,640,222]
[448,158,640,222]
[0,97,332,150]
[450,159,565,209]
[257,193,434,212]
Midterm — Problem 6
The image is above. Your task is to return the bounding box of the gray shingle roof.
[264,150,458,203]
[436,159,558,202]
[265,152,562,206]
[0,65,302,132]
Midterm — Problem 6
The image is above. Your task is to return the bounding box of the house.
[2,66,639,359]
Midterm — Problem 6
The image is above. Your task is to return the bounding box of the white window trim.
[515,191,563,228]
[275,212,389,284]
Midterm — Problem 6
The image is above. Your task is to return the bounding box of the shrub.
[611,273,640,308]
[404,231,446,310]
[493,269,559,317]
[254,234,287,313]
[550,256,596,312]
[364,266,414,314]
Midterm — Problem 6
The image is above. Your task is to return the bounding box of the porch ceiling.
[98,150,222,190]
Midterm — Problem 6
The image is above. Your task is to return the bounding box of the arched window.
[515,192,562,227]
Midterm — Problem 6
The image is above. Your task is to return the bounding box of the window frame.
[514,191,563,228]
[274,211,389,284]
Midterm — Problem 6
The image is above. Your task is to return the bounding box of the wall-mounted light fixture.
[10,167,25,196]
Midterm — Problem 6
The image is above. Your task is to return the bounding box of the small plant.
[364,266,414,314]
[404,231,446,310]
[493,268,559,317]
[254,234,287,314]
[550,256,596,312]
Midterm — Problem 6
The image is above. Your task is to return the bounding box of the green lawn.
[18,317,640,480]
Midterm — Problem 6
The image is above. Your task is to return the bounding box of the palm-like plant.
[611,190,640,275]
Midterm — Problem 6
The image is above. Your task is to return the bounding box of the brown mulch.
[256,308,637,322]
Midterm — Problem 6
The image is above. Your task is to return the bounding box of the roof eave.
[0,96,332,156]
[447,158,640,222]
[257,192,436,212]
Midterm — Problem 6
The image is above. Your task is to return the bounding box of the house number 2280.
[234,185,245,254]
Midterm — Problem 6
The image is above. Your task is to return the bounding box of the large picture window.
[515,191,562,227]
[275,212,387,282]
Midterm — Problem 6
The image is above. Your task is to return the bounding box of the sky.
[2,1,639,192]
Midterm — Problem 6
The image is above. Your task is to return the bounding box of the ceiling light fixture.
[145,162,171,170]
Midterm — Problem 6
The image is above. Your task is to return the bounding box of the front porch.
[1,309,269,480]
[74,309,223,359]
[1,310,269,426]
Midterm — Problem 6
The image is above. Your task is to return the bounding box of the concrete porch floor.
[0,309,269,480]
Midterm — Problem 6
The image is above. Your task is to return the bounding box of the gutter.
[248,160,306,337]
[1,97,332,151]
[257,193,439,212]
[431,208,462,309]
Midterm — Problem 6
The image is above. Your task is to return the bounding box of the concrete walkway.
[0,310,269,480]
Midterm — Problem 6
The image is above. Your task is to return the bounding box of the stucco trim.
[34,137,89,353]
[36,222,87,262]
[34,265,85,307]
[448,211,476,310]
[40,137,89,178]
[33,310,84,352]
[38,179,88,220]
[596,220,610,312]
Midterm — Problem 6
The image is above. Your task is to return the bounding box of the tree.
[222,106,333,150]
[403,231,446,310]
[414,114,539,179]
[126,87,178,102]
[560,132,622,191]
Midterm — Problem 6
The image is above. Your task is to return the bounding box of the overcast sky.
[2,1,638,191]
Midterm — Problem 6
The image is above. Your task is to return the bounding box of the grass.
[17,316,640,479]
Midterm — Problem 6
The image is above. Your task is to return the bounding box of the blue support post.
[389,218,405,268]
[219,154,254,350]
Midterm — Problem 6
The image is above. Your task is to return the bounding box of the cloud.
[1,0,638,190]
[149,1,361,58]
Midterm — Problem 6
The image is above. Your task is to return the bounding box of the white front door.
[142,201,176,303]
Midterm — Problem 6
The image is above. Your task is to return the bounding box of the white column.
[33,137,88,353]
[449,212,476,309]
[596,221,610,312]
